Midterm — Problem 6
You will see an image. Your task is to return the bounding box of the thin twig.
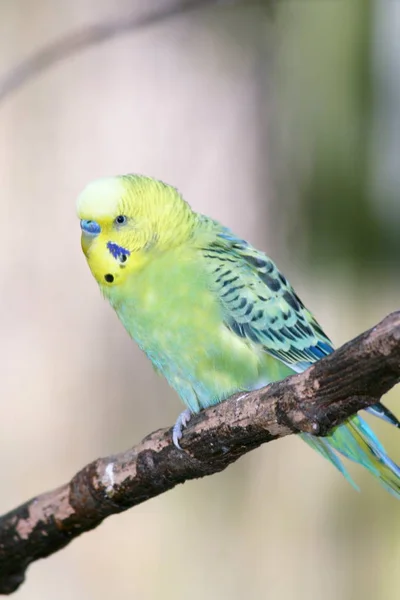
[0,0,227,104]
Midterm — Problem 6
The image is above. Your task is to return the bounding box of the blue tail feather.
[300,432,359,490]
[302,412,400,499]
[295,350,400,497]
[366,403,400,429]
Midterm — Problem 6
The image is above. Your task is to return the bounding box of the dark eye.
[115,215,127,225]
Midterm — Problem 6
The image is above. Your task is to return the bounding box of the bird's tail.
[301,414,400,498]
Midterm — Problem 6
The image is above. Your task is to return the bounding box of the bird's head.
[76,174,195,288]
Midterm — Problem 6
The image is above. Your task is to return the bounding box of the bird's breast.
[103,247,266,408]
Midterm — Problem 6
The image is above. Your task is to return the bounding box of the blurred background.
[0,1,399,599]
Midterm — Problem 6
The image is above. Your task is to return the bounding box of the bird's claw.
[172,409,192,449]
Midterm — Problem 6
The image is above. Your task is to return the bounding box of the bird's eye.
[115,215,127,225]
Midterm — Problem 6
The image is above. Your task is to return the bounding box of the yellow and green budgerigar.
[77,174,400,497]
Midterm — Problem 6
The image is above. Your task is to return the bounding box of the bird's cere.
[80,219,101,235]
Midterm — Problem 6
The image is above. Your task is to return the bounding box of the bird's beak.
[80,220,100,256]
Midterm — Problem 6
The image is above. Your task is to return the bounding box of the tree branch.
[0,311,399,594]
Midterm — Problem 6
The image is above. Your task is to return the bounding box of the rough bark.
[0,311,399,595]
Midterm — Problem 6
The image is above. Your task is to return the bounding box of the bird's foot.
[172,409,192,449]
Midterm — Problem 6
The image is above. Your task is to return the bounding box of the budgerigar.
[77,174,400,497]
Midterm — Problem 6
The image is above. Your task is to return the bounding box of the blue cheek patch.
[107,241,131,261]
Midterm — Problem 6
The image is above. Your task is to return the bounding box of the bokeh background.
[1,1,399,599]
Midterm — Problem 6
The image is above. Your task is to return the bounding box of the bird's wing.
[201,228,333,371]
[200,225,400,491]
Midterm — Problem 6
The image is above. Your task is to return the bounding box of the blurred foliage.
[273,0,400,271]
